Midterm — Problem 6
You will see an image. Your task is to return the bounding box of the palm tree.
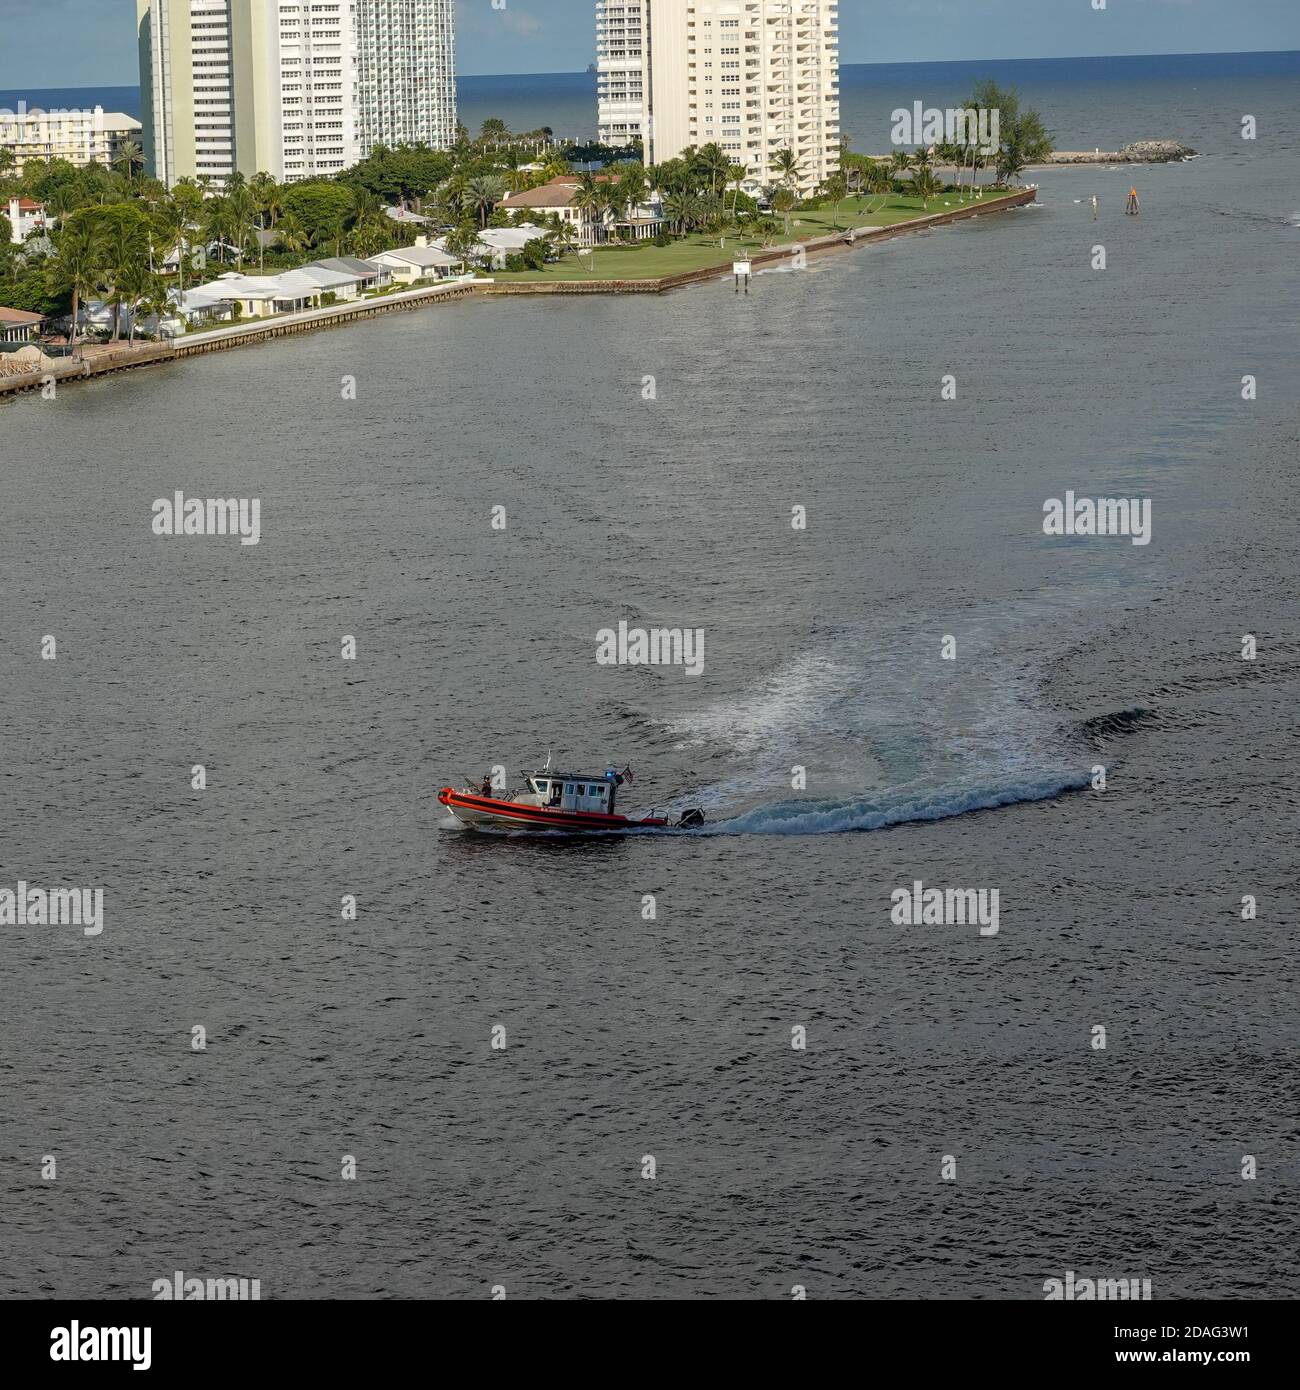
[440,171,470,220]
[890,149,914,187]
[202,197,233,264]
[132,274,173,342]
[98,204,151,340]
[772,186,797,237]
[662,191,691,236]
[695,143,730,198]
[47,210,105,352]
[465,174,508,228]
[113,138,144,186]
[863,158,893,213]
[911,166,942,210]
[726,162,749,221]
[276,211,308,255]
[823,171,848,229]
[118,261,163,345]
[551,223,579,264]
[612,163,648,240]
[228,182,257,265]
[251,172,283,263]
[45,184,80,230]
[772,147,803,194]
[572,172,608,243]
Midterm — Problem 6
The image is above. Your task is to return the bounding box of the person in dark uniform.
[480,774,493,798]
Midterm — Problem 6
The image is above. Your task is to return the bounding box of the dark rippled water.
[1,59,1298,1299]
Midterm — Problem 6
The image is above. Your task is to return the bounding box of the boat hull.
[438,787,668,832]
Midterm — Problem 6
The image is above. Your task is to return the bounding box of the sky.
[0,0,1298,87]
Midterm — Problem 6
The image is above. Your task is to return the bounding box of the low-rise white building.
[367,245,465,283]
[0,306,44,343]
[293,265,363,302]
[6,198,47,243]
[185,270,325,319]
[436,223,550,269]
[304,256,393,293]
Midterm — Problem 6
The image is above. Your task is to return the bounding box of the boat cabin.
[525,770,619,815]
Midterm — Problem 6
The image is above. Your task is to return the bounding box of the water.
[14,49,1300,149]
[1,56,1298,1299]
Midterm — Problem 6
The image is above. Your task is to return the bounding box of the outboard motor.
[677,808,706,829]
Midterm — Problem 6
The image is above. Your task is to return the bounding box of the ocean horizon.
[3,49,1298,153]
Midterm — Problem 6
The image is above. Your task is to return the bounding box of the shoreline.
[0,188,1036,398]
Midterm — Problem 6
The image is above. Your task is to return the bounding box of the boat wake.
[644,587,1153,837]
[693,769,1091,836]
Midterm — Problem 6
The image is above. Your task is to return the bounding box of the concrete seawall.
[0,187,1036,396]
[0,342,175,398]
[480,186,1037,296]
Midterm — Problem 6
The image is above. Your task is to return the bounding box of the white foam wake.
[694,770,1091,836]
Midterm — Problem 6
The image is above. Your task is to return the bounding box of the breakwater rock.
[1048,140,1197,164]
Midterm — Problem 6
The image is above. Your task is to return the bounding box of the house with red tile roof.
[6,197,47,243]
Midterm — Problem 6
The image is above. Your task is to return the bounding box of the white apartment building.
[355,0,458,157]
[600,0,840,197]
[137,0,358,185]
[275,0,359,180]
[0,104,141,175]
[137,0,455,186]
[596,0,649,146]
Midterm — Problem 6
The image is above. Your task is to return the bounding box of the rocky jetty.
[1048,140,1197,164]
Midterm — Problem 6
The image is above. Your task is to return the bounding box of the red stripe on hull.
[438,787,668,830]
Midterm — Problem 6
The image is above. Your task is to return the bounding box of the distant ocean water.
[2,52,1298,1301]
[7,50,1299,154]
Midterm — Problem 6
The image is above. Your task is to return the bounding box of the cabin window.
[577,785,586,795]
[566,784,574,794]
[535,780,549,794]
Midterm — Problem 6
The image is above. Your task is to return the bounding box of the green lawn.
[490,189,1019,284]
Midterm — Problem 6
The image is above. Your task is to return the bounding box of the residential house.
[366,245,465,284]
[497,175,665,245]
[185,270,325,319]
[385,205,433,228]
[436,223,550,270]
[0,306,44,343]
[6,197,46,244]
[498,177,612,246]
[304,257,393,293]
[293,265,363,303]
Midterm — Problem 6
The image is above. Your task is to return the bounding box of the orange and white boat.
[438,764,704,833]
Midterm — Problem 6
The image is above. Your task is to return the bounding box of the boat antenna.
[544,750,552,772]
